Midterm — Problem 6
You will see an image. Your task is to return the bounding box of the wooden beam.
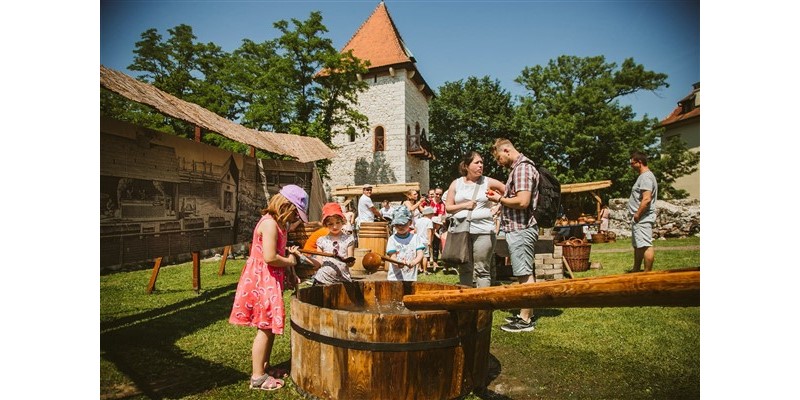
[194,126,201,142]
[403,269,700,311]
[407,70,415,79]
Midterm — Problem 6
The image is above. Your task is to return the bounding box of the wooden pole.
[194,126,201,142]
[192,251,201,293]
[402,269,699,311]
[146,257,163,294]
[218,245,231,276]
[563,257,575,279]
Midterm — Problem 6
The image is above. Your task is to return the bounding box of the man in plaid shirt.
[487,138,539,333]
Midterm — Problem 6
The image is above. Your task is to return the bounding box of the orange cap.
[321,202,345,223]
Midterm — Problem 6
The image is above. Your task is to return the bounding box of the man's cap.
[279,184,308,222]
[391,206,412,226]
[362,184,373,189]
[321,202,345,223]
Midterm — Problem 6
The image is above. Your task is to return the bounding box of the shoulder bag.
[440,178,481,264]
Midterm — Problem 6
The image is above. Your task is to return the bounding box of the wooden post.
[146,257,163,294]
[218,245,231,276]
[192,251,201,293]
[194,125,201,142]
[249,146,255,157]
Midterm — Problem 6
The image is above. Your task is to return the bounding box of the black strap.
[290,320,489,352]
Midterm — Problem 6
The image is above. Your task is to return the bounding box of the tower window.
[374,126,385,152]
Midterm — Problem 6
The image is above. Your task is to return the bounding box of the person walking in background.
[342,200,355,236]
[386,206,425,281]
[356,184,381,230]
[598,203,611,232]
[307,202,356,285]
[487,139,539,333]
[414,206,436,274]
[425,187,446,268]
[228,184,309,391]
[445,151,505,288]
[628,151,658,272]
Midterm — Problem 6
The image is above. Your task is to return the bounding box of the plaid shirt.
[500,154,539,232]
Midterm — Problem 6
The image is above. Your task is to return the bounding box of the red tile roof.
[660,105,700,127]
[342,2,414,70]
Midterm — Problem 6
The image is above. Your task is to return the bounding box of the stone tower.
[326,1,434,194]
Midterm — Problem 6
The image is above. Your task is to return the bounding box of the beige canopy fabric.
[100,65,335,163]
[560,180,612,194]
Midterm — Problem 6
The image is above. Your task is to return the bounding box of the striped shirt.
[500,154,540,232]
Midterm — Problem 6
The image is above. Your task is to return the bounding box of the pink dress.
[228,214,287,334]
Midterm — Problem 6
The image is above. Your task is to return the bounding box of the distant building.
[326,1,434,194]
[660,82,700,200]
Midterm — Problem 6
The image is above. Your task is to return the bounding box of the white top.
[386,232,424,281]
[413,216,434,245]
[451,176,495,234]
[356,194,375,227]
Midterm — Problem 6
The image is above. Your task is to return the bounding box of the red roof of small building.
[660,105,700,127]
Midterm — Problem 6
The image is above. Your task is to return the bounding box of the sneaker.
[504,314,521,324]
[501,318,536,333]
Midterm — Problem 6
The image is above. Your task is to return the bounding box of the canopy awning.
[100,65,335,163]
[560,180,612,194]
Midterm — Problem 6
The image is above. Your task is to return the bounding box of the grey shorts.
[631,220,654,248]
[505,226,538,277]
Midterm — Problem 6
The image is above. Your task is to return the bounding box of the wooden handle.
[378,253,414,267]
[298,248,336,258]
[402,268,700,310]
[298,249,355,264]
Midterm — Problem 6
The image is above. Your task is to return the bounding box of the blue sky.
[100,0,699,120]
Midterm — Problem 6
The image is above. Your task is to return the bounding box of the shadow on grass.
[101,283,245,399]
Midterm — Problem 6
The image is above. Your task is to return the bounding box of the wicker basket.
[591,232,607,243]
[559,238,592,272]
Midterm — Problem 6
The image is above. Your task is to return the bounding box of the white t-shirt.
[414,216,434,245]
[386,232,424,281]
[452,176,495,234]
[312,232,355,285]
[356,194,375,226]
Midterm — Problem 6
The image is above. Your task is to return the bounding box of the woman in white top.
[445,151,506,288]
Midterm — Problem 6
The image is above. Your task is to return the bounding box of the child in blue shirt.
[386,206,425,281]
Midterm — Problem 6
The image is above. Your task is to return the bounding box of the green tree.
[429,76,515,190]
[513,55,696,199]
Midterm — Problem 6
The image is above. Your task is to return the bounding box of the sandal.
[266,366,289,378]
[250,374,284,391]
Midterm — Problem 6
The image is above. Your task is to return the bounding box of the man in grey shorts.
[628,151,658,272]
[487,138,539,333]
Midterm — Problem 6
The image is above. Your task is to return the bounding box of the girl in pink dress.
[229,184,309,391]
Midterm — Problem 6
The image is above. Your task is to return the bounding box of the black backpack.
[533,165,561,228]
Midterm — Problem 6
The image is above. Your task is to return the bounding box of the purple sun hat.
[279,184,308,222]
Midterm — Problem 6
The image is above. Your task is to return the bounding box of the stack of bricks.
[534,242,564,281]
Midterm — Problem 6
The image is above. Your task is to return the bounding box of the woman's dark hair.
[458,151,482,176]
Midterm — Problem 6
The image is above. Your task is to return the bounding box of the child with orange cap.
[306,202,356,285]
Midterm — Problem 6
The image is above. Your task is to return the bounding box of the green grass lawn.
[100,236,699,399]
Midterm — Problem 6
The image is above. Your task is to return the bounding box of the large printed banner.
[100,118,312,269]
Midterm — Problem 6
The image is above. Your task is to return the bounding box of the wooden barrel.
[290,281,492,400]
[358,221,388,270]
[288,221,323,247]
[350,248,371,276]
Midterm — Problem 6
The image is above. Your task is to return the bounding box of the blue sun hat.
[391,205,412,226]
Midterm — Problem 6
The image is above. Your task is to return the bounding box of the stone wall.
[606,198,700,238]
[326,68,430,194]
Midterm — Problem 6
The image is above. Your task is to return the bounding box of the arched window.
[374,126,385,152]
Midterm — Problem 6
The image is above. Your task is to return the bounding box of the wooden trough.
[291,281,491,400]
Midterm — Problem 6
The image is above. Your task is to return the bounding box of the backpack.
[533,165,561,228]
